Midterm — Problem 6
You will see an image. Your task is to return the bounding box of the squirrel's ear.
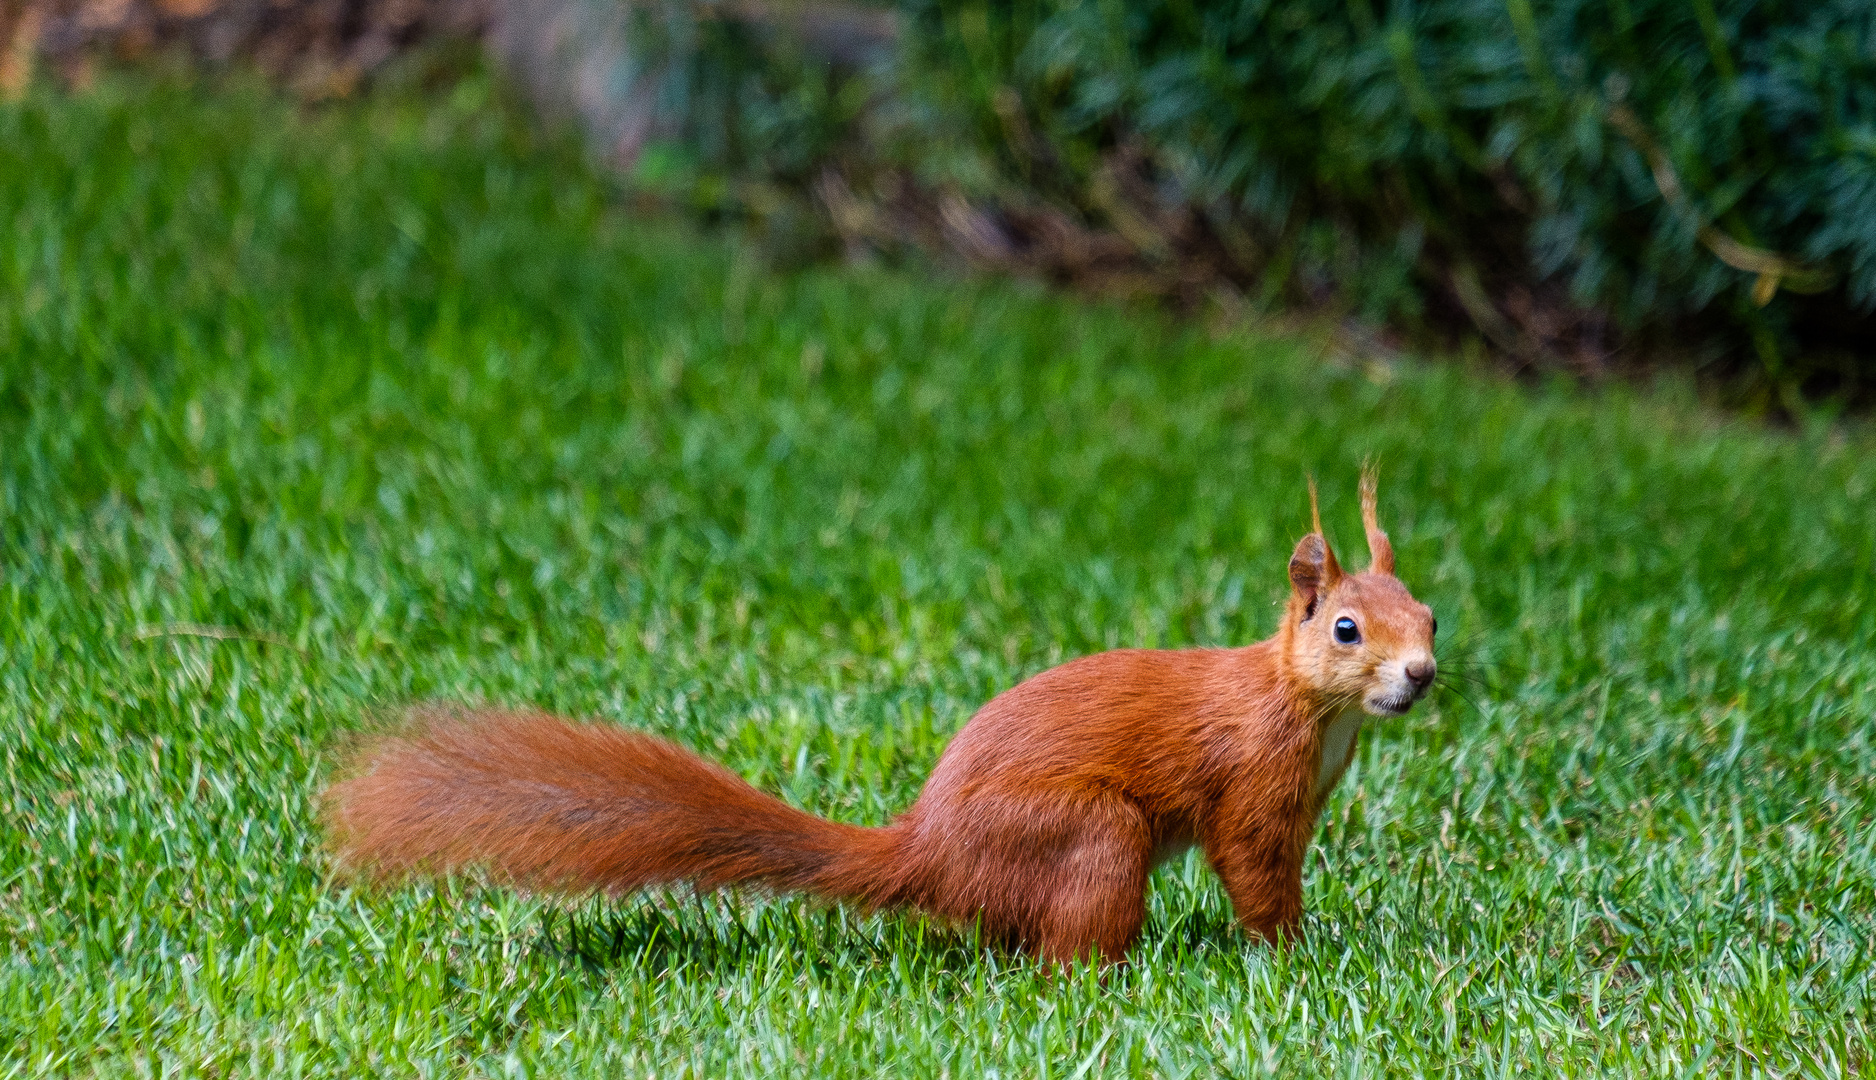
[1359,466,1394,575]
[1290,478,1343,617]
[1289,534,1340,618]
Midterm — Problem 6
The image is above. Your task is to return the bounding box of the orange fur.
[324,481,1438,965]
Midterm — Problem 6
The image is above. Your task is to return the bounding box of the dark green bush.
[645,0,1875,394]
[906,0,1875,381]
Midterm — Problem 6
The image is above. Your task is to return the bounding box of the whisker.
[1435,644,1508,667]
[1432,676,1488,715]
[1436,626,1493,652]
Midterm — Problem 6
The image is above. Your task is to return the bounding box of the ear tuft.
[1359,464,1395,575]
[1305,475,1342,583]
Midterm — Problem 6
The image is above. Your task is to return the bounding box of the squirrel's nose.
[1404,659,1436,693]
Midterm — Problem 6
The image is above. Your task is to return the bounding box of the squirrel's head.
[1281,470,1436,718]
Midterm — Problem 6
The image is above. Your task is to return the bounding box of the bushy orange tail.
[323,709,900,902]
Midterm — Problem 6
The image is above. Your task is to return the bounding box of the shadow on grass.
[538,888,1282,981]
[534,891,1010,981]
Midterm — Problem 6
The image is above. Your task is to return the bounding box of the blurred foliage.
[639,0,1876,403]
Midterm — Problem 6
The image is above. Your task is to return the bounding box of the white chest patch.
[1314,707,1365,803]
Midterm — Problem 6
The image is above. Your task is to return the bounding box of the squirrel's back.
[909,646,1287,818]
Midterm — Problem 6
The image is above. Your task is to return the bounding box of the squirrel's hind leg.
[1029,800,1152,967]
[902,792,1152,965]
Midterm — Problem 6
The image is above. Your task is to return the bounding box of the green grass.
[3,72,1874,1078]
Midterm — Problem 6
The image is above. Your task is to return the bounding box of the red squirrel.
[325,472,1437,964]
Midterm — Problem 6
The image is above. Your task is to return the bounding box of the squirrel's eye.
[1333,617,1360,644]
[1430,615,1438,637]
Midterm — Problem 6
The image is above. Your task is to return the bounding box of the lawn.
[3,73,1873,1077]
